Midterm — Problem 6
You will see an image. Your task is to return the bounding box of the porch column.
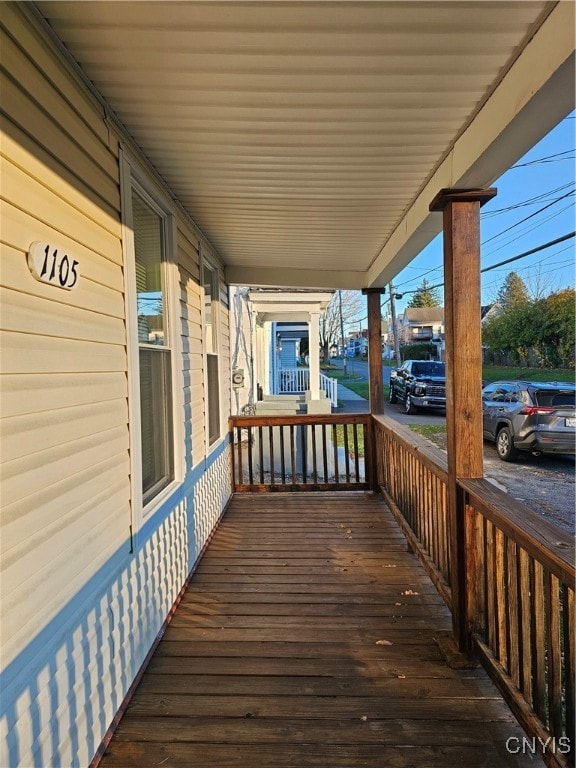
[308,310,321,400]
[430,187,496,651]
[362,288,384,415]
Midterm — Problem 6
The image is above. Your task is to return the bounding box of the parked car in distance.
[482,380,576,461]
[389,360,446,414]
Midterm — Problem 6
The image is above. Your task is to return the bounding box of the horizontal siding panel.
[180,335,203,356]
[2,3,111,145]
[1,426,128,506]
[177,245,200,281]
[1,41,118,183]
[1,158,121,257]
[0,372,126,418]
[2,202,124,283]
[0,331,126,374]
[1,453,130,554]
[0,285,126,344]
[2,120,120,231]
[1,478,129,599]
[1,74,118,206]
[2,498,129,666]
[177,221,200,252]
[1,398,128,462]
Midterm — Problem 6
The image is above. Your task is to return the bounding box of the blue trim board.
[0,437,230,764]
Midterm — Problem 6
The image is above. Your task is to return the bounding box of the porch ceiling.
[36,1,575,290]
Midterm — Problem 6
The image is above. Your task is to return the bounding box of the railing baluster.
[258,426,264,485]
[290,424,296,485]
[247,427,253,486]
[279,425,285,484]
[563,584,575,750]
[322,425,328,483]
[531,560,547,724]
[545,572,563,737]
[311,424,318,484]
[236,426,243,487]
[506,538,520,688]
[495,528,509,671]
[332,423,339,484]
[486,520,496,651]
[269,426,275,486]
[353,423,360,482]
[518,548,533,706]
[301,424,307,484]
[343,424,350,483]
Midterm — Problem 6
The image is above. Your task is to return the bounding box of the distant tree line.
[482,272,575,369]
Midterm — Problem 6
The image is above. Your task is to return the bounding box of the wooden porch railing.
[461,478,575,768]
[373,414,575,768]
[229,413,372,492]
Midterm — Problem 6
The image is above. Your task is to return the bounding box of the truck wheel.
[496,426,518,462]
[389,385,398,404]
[404,392,418,415]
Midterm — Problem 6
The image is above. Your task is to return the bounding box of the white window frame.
[120,148,183,526]
[201,250,222,447]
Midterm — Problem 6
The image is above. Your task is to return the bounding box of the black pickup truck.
[389,360,446,414]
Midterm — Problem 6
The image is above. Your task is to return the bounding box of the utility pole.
[389,283,402,365]
[338,290,347,376]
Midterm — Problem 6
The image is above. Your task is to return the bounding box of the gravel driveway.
[391,409,575,535]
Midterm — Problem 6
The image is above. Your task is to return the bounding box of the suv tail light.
[520,406,556,415]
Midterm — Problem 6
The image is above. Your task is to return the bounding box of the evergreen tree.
[408,279,441,308]
[496,271,529,308]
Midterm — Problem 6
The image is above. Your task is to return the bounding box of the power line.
[395,232,576,299]
[510,149,575,169]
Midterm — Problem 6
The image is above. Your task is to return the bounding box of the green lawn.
[482,366,574,383]
[324,367,371,400]
[335,424,365,457]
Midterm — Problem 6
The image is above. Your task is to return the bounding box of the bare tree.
[319,290,363,362]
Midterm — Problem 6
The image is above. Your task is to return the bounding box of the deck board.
[100,492,544,767]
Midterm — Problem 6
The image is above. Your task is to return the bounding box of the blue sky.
[389,111,575,316]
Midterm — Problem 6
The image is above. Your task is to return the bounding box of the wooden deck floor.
[100,493,543,768]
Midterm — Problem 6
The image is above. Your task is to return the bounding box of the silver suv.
[482,380,576,461]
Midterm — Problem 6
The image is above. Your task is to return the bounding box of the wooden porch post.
[363,288,384,492]
[429,187,496,652]
[362,288,384,415]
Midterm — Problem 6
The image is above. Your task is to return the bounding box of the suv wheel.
[496,426,518,462]
[404,392,418,415]
[389,385,398,404]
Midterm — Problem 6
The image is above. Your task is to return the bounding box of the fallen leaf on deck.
[401,589,419,595]
[397,674,406,679]
[376,639,393,645]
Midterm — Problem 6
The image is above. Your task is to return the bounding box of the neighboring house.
[398,307,445,344]
[229,288,333,414]
[481,302,502,325]
[345,331,368,357]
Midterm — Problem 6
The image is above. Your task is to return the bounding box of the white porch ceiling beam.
[367,0,575,289]
[227,266,366,290]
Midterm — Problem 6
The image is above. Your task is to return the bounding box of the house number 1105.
[28,242,79,290]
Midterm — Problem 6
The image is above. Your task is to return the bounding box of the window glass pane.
[140,348,173,502]
[133,191,166,346]
[131,188,173,504]
[203,264,217,354]
[207,353,220,444]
